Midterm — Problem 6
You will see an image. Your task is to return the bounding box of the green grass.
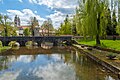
[78,40,120,51]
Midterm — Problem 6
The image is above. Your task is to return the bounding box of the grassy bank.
[0,46,11,52]
[77,40,120,51]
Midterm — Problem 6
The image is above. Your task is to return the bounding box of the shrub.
[25,41,33,46]
[8,41,19,47]
[0,41,3,47]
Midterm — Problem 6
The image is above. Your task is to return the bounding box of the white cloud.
[33,63,76,80]
[46,11,65,29]
[34,11,37,14]
[7,9,45,26]
[0,70,22,80]
[18,0,23,3]
[29,0,78,9]
[46,11,73,29]
[28,0,78,28]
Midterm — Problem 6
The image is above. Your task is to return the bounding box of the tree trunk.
[96,13,101,45]
[5,27,8,37]
[96,33,100,45]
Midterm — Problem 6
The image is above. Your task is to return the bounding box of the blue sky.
[0,0,78,28]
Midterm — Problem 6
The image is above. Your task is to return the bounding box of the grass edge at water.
[77,40,120,51]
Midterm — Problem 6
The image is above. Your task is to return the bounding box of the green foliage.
[30,17,39,36]
[1,26,17,36]
[0,14,17,37]
[8,41,17,47]
[41,18,54,36]
[106,9,112,35]
[72,16,77,35]
[112,9,117,35]
[25,41,33,46]
[58,15,72,35]
[75,0,108,45]
[116,23,120,35]
[23,28,31,36]
[0,41,3,47]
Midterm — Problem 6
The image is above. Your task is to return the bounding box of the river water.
[0,47,119,80]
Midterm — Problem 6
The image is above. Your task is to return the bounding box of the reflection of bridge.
[0,47,73,56]
[0,36,72,46]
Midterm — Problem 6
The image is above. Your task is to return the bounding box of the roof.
[18,26,30,30]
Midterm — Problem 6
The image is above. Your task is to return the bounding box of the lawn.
[78,40,120,51]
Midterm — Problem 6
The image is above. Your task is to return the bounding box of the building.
[34,27,40,36]
[16,25,41,36]
[17,26,30,36]
[39,27,56,36]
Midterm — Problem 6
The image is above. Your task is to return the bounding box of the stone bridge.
[0,36,72,46]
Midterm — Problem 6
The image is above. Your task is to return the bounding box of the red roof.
[18,26,30,29]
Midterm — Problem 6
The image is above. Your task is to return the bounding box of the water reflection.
[41,42,53,49]
[0,47,118,80]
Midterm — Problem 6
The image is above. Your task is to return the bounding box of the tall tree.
[46,18,54,36]
[14,15,20,27]
[41,18,54,36]
[106,9,112,35]
[0,14,11,36]
[112,9,117,35]
[30,17,39,36]
[72,15,77,35]
[58,15,72,35]
[23,28,31,36]
[76,0,108,45]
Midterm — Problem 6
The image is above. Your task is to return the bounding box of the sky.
[0,0,78,29]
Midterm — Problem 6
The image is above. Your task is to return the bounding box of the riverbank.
[0,46,11,53]
[73,44,120,79]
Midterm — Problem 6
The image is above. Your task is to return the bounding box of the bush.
[0,41,3,47]
[8,41,19,47]
[25,41,33,46]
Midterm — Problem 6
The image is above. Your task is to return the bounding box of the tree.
[30,17,39,36]
[106,9,112,35]
[14,15,20,27]
[41,18,54,36]
[46,18,54,36]
[72,15,77,35]
[58,23,64,35]
[112,9,117,35]
[0,14,11,36]
[23,28,31,36]
[58,15,72,35]
[76,0,108,45]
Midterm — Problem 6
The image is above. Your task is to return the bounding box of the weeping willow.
[76,0,108,45]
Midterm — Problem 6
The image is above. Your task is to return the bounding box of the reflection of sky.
[0,52,118,80]
[0,54,76,80]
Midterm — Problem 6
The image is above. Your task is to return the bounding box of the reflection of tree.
[63,49,107,80]
[31,55,37,62]
[47,54,52,60]
[0,56,8,70]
